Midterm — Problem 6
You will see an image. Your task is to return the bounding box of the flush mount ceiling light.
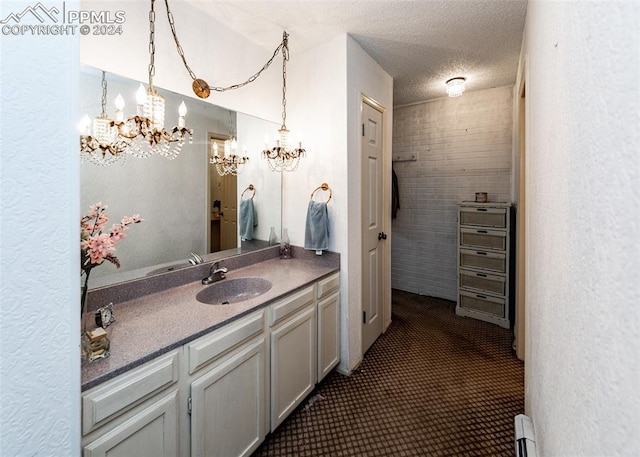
[109,0,193,160]
[262,32,306,172]
[446,77,466,97]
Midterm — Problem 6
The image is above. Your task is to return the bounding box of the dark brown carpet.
[253,289,524,456]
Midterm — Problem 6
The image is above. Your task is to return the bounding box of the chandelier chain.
[165,3,197,81]
[281,33,289,129]
[100,71,108,116]
[148,0,156,88]
[162,0,286,93]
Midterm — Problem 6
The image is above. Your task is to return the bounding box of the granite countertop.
[82,257,338,391]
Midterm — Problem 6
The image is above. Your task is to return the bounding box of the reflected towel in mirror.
[304,201,329,251]
[239,199,258,240]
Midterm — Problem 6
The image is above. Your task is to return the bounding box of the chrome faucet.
[202,261,228,285]
[188,252,204,265]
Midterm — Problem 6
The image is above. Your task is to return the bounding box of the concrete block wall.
[391,87,513,300]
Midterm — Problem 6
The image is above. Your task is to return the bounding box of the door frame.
[360,94,392,355]
[515,58,527,361]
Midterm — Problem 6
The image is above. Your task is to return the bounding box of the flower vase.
[280,228,291,259]
[81,315,110,363]
[81,274,110,363]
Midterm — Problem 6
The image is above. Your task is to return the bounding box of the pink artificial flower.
[121,214,142,225]
[88,202,105,218]
[82,233,115,266]
[95,212,108,231]
[110,224,127,241]
[81,202,142,271]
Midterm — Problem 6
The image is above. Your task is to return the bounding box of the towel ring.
[310,183,332,203]
[241,184,255,200]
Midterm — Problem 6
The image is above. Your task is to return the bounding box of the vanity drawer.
[459,290,505,317]
[82,350,179,435]
[460,227,507,251]
[317,273,340,299]
[459,269,506,296]
[187,309,264,375]
[270,286,315,327]
[459,248,506,273]
[459,207,507,228]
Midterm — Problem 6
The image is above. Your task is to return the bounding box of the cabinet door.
[318,291,340,382]
[190,337,267,457]
[270,305,317,431]
[83,392,178,457]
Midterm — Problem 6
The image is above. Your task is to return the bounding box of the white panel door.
[220,173,238,250]
[361,100,384,353]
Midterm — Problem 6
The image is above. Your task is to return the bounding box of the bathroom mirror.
[80,66,282,288]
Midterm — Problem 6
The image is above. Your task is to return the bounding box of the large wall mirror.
[80,66,282,288]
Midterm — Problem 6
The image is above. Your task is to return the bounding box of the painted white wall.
[282,33,350,364]
[520,1,640,455]
[0,1,80,455]
[392,87,513,300]
[283,34,392,372]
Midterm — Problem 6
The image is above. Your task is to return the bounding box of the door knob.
[378,232,387,240]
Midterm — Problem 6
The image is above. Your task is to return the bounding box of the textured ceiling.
[186,0,527,106]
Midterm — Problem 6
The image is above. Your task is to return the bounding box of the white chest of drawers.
[456,202,514,328]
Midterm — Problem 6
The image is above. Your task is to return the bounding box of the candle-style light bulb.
[135,84,147,117]
[114,94,125,122]
[178,101,187,128]
[79,114,91,135]
[213,142,218,157]
[136,84,147,105]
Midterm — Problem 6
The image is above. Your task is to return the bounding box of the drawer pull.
[477,294,487,299]
[476,273,487,277]
[476,251,487,255]
[476,230,488,234]
[477,208,488,212]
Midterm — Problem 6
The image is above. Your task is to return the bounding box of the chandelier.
[79,71,127,166]
[109,0,193,159]
[262,32,305,172]
[210,113,249,176]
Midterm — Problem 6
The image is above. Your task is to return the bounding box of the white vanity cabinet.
[317,273,340,382]
[269,286,317,431]
[187,310,267,457]
[82,270,341,457]
[81,350,180,457]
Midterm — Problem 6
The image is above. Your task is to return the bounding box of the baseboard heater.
[514,414,537,457]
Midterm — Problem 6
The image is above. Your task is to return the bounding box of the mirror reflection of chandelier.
[262,32,306,172]
[79,71,127,166]
[109,0,193,160]
[210,113,249,176]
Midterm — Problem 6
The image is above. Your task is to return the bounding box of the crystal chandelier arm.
[162,0,288,98]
